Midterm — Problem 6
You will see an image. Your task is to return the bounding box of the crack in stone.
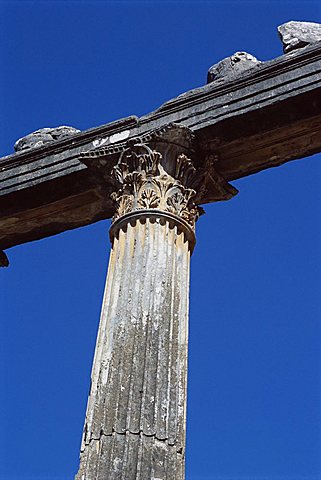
[86,428,182,452]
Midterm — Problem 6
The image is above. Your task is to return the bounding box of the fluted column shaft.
[76,213,192,479]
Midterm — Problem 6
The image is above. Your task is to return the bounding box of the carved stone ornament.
[80,123,238,229]
[110,142,200,227]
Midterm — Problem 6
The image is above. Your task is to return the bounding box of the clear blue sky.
[0,1,320,479]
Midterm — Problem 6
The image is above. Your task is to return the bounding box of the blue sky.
[0,1,321,479]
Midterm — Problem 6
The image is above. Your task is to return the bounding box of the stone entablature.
[1,39,321,257]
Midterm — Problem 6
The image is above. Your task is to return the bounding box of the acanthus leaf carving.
[110,141,200,228]
[174,153,196,186]
[137,185,160,209]
[110,192,134,218]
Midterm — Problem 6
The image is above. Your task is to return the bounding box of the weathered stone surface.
[278,21,321,53]
[14,125,80,152]
[75,219,190,479]
[207,51,261,83]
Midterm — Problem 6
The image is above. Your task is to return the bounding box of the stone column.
[75,125,237,479]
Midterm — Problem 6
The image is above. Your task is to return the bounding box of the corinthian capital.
[110,140,200,227]
[80,123,238,230]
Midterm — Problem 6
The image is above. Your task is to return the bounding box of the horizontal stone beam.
[1,41,321,251]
